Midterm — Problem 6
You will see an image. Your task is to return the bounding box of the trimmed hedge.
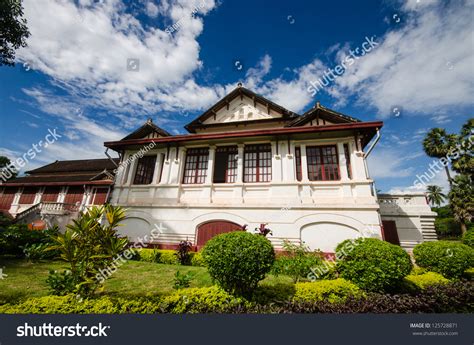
[0,282,472,314]
[403,272,450,291]
[161,286,249,313]
[134,248,203,266]
[190,251,205,267]
[413,241,474,279]
[202,231,275,296]
[335,238,413,292]
[293,279,364,304]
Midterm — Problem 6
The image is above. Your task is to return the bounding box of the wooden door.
[382,220,400,245]
[196,221,243,248]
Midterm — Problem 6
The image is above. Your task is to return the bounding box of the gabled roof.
[184,84,298,133]
[25,158,119,174]
[2,158,119,187]
[121,119,171,140]
[286,102,361,127]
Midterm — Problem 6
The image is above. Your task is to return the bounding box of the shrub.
[464,267,474,281]
[46,270,77,296]
[403,272,450,292]
[0,295,162,314]
[136,248,158,262]
[175,240,193,265]
[292,278,364,304]
[271,240,322,283]
[435,218,462,239]
[157,250,179,265]
[173,271,194,290]
[0,224,59,257]
[462,230,474,248]
[190,251,205,267]
[202,231,275,296]
[413,241,474,279]
[22,243,57,261]
[336,238,413,292]
[47,205,129,296]
[161,286,249,313]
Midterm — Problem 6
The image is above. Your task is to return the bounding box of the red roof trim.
[2,180,114,187]
[105,121,383,149]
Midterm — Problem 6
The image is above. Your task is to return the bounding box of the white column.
[271,141,282,182]
[152,153,163,184]
[337,142,349,181]
[126,153,139,186]
[205,146,216,184]
[300,144,309,182]
[236,144,244,183]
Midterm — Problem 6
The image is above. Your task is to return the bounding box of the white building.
[104,85,436,253]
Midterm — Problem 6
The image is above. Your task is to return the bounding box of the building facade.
[104,85,432,253]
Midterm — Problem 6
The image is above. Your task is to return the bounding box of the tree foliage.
[0,0,30,66]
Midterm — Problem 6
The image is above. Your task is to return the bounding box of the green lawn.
[0,258,293,304]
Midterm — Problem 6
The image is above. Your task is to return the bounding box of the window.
[295,146,302,181]
[213,146,238,183]
[244,144,272,182]
[133,155,156,185]
[64,186,84,204]
[344,143,352,179]
[19,187,37,204]
[306,145,340,181]
[182,148,209,184]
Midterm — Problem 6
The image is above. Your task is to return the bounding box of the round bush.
[292,278,364,304]
[462,230,474,248]
[413,241,474,279]
[335,238,413,292]
[202,231,275,296]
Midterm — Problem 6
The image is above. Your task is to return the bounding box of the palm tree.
[422,128,457,187]
[451,118,473,175]
[426,185,446,207]
[448,175,473,234]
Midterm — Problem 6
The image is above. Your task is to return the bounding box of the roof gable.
[185,84,298,133]
[121,119,171,140]
[287,102,361,127]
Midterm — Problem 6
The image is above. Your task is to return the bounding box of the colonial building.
[104,85,436,253]
[0,158,118,228]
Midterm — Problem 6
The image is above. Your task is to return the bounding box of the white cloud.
[328,0,474,116]
[367,147,414,178]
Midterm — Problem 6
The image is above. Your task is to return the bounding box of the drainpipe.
[104,148,119,168]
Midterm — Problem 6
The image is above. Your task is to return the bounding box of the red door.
[382,220,400,245]
[0,188,16,210]
[196,221,243,249]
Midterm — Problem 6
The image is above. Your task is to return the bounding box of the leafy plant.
[173,271,194,290]
[175,240,193,265]
[202,231,275,296]
[271,240,322,282]
[190,251,206,267]
[462,229,474,248]
[46,270,76,296]
[402,272,450,292]
[0,224,59,257]
[21,243,55,261]
[335,238,413,292]
[47,205,129,296]
[413,241,474,279]
[255,223,272,237]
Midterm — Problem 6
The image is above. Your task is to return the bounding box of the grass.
[0,257,294,304]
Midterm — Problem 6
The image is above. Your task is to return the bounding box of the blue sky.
[0,0,472,194]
